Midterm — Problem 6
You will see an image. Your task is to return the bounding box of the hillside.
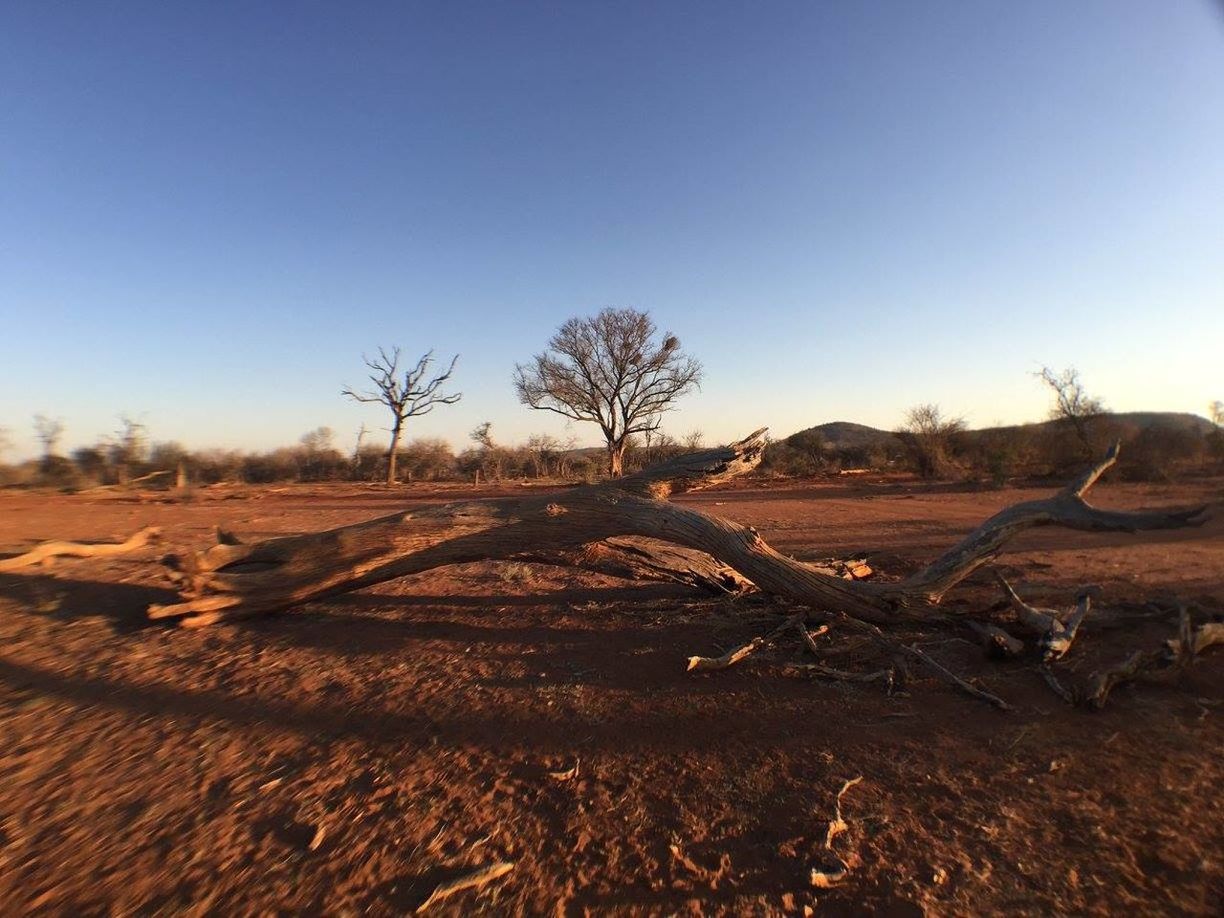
[786,412,1215,447]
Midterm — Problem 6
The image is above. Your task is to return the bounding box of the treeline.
[3,412,1221,491]
[762,413,1224,484]
[0,421,708,489]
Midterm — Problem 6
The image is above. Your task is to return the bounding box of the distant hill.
[785,421,901,452]
[972,412,1214,439]
[786,412,1215,447]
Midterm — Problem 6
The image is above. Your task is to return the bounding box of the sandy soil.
[0,474,1221,916]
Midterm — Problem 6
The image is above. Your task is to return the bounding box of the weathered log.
[0,526,161,572]
[148,433,1208,628]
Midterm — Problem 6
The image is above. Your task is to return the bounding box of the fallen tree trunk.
[149,432,1208,628]
[518,538,869,595]
[515,537,753,594]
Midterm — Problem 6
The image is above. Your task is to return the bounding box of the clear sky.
[2,1,1222,459]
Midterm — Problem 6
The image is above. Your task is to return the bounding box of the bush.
[897,405,966,479]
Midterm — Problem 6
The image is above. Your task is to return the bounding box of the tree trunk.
[607,441,625,478]
[149,432,1207,629]
[386,423,401,485]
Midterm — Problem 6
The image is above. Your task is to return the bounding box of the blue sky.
[2,1,1222,459]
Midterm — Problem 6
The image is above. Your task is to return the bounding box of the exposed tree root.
[0,526,162,572]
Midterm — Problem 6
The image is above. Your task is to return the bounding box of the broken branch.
[0,526,162,572]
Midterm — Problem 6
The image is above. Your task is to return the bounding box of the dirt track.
[0,476,1221,915]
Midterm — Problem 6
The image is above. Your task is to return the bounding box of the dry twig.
[811,776,864,888]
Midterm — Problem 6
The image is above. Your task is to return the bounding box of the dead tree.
[149,432,1207,629]
[514,307,702,477]
[342,348,461,485]
[32,414,64,461]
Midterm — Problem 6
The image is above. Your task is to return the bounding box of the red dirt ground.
[0,474,1221,916]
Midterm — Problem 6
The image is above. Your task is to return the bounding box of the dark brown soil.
[0,474,1220,915]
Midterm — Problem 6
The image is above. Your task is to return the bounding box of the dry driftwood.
[148,432,1208,629]
[0,526,161,572]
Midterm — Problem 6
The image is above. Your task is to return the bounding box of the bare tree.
[32,414,64,459]
[682,430,705,451]
[109,414,149,483]
[468,422,504,481]
[1036,366,1105,459]
[1210,400,1223,427]
[514,307,703,477]
[342,348,461,485]
[525,433,561,478]
[898,404,965,479]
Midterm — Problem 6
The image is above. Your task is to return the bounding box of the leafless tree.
[682,430,705,451]
[32,414,64,458]
[300,426,335,454]
[525,433,561,478]
[468,422,505,481]
[1036,366,1105,459]
[342,348,461,485]
[898,404,965,479]
[1210,400,1223,427]
[109,415,149,484]
[514,307,703,477]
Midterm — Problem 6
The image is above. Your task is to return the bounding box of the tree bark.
[386,423,402,485]
[607,441,625,478]
[149,433,1208,629]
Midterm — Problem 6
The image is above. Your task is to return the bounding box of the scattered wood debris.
[415,861,514,914]
[548,760,580,781]
[686,613,806,672]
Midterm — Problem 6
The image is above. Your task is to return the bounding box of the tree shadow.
[328,582,693,610]
[0,572,175,633]
[0,652,918,758]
